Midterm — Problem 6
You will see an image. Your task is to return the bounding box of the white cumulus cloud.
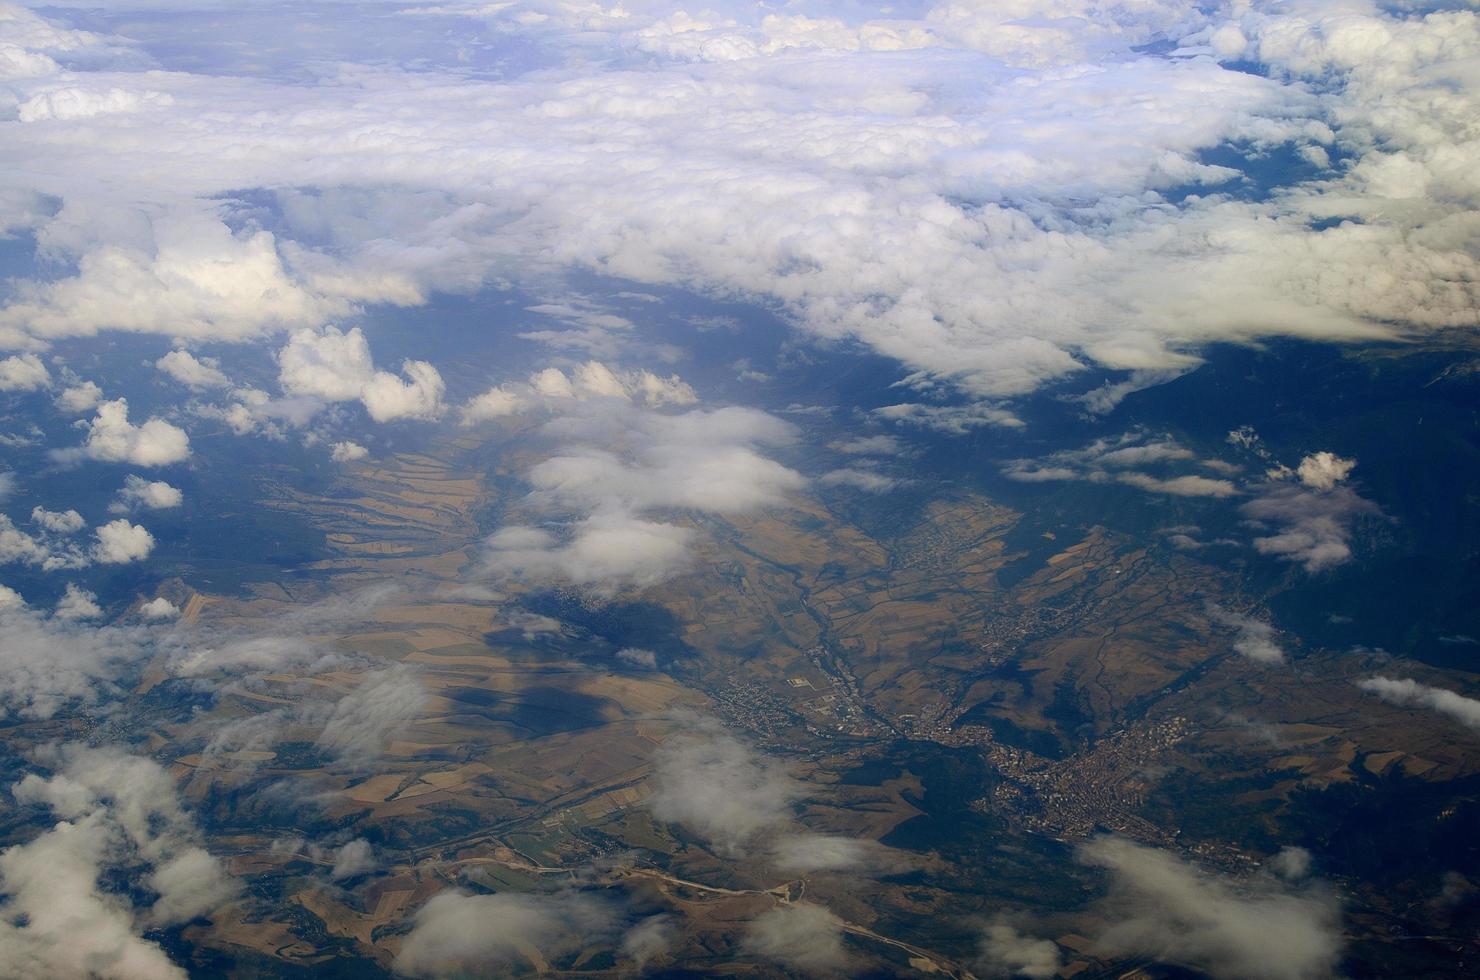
[53,582,101,622]
[156,349,230,390]
[139,597,179,620]
[0,353,50,391]
[277,326,444,422]
[55,380,102,413]
[111,474,183,513]
[91,518,154,564]
[1296,451,1356,491]
[329,440,368,462]
[31,506,84,534]
[56,399,190,467]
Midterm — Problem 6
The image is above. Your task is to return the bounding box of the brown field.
[119,433,1480,976]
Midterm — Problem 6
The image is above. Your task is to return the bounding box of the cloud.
[1080,836,1343,980]
[200,708,295,764]
[459,361,697,426]
[1241,484,1380,573]
[1226,426,1266,454]
[458,384,526,424]
[1233,448,1378,571]
[314,664,427,766]
[0,813,188,980]
[874,402,1024,433]
[91,518,154,564]
[742,904,849,975]
[1006,432,1239,497]
[395,890,618,978]
[166,635,334,680]
[194,386,323,439]
[270,835,381,881]
[627,368,700,407]
[0,428,39,448]
[504,609,561,640]
[0,514,87,571]
[1295,451,1356,491]
[819,467,899,493]
[540,361,699,407]
[169,604,430,771]
[0,583,408,736]
[621,914,674,971]
[832,435,902,456]
[139,597,179,620]
[0,214,335,346]
[1098,442,1199,467]
[1074,367,1190,416]
[53,582,101,621]
[161,586,400,679]
[144,844,235,926]
[0,0,1475,411]
[55,399,190,467]
[110,474,183,512]
[361,359,445,422]
[649,721,883,885]
[0,43,61,82]
[616,646,658,670]
[482,404,801,591]
[530,367,575,399]
[649,723,797,856]
[517,301,636,355]
[485,516,693,592]
[55,380,102,413]
[156,349,230,390]
[1357,676,1480,732]
[582,362,696,406]
[1272,847,1313,882]
[0,518,47,567]
[1208,606,1286,664]
[329,440,368,462]
[976,921,1062,979]
[530,446,800,516]
[0,353,50,391]
[277,326,374,402]
[1,744,236,978]
[277,327,444,422]
[17,85,172,123]
[328,838,377,880]
[1116,472,1240,498]
[31,506,84,533]
[769,833,874,874]
[532,407,801,513]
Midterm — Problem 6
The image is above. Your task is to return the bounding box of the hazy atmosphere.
[1,1,1478,977]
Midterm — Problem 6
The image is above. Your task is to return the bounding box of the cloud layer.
[0,0,1474,413]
